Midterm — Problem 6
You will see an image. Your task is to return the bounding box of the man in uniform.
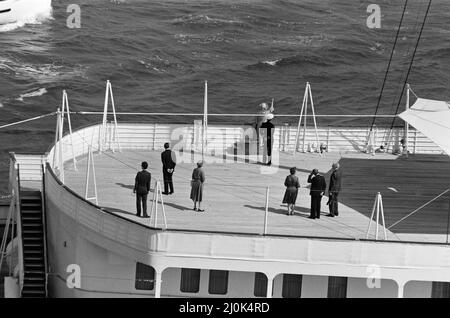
[133,161,151,218]
[327,163,342,217]
[307,168,326,219]
[161,142,176,195]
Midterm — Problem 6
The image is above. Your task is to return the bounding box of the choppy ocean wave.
[261,59,280,66]
[172,14,243,27]
[1,1,448,116]
[0,57,88,83]
[250,53,333,69]
[136,55,195,76]
[16,88,47,102]
[174,32,238,45]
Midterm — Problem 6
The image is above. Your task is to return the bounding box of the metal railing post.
[446,197,450,244]
[152,123,157,150]
[41,164,49,297]
[202,80,208,159]
[404,83,410,157]
[263,186,269,235]
[15,164,24,294]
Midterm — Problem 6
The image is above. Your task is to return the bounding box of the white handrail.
[0,192,14,276]
[263,186,269,235]
[70,111,399,118]
[0,112,56,130]
[8,156,25,294]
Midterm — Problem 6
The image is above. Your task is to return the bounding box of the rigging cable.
[388,0,432,131]
[367,0,410,140]
[0,112,56,130]
[381,0,425,145]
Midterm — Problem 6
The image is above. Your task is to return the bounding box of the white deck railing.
[48,122,444,167]
[12,154,46,182]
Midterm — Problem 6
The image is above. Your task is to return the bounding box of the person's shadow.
[116,183,133,190]
[116,183,155,192]
[244,204,311,218]
[101,206,135,216]
[161,200,192,212]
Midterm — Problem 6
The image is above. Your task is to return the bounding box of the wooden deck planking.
[63,150,450,243]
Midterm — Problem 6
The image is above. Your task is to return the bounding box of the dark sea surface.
[1,0,450,194]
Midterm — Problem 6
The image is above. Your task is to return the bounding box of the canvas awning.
[399,98,450,156]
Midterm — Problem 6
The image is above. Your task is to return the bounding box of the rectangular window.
[327,276,348,298]
[135,262,154,290]
[208,270,229,295]
[432,282,450,298]
[254,272,268,297]
[180,268,201,293]
[282,274,302,298]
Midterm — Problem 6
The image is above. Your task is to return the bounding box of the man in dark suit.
[307,169,326,219]
[161,142,176,195]
[260,113,275,165]
[327,163,342,217]
[133,161,151,218]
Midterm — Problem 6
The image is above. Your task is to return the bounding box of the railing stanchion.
[404,83,410,158]
[153,123,157,150]
[293,84,307,155]
[101,80,121,153]
[327,126,331,150]
[158,181,168,230]
[154,183,158,228]
[413,129,418,154]
[375,193,380,240]
[263,186,269,235]
[366,193,378,239]
[151,181,167,229]
[446,197,450,244]
[61,90,77,171]
[366,192,387,240]
[84,146,98,205]
[308,83,321,154]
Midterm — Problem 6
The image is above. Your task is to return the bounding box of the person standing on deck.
[255,102,274,137]
[282,167,301,215]
[327,163,342,217]
[260,113,275,165]
[133,161,151,218]
[161,142,176,195]
[255,102,274,155]
[307,168,326,219]
[190,160,205,212]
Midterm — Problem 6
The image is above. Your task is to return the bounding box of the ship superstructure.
[2,81,450,298]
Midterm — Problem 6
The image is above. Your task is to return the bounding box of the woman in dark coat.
[190,160,205,212]
[282,167,300,215]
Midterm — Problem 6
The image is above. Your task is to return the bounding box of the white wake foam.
[173,14,242,26]
[16,88,47,102]
[0,0,53,32]
[262,59,280,66]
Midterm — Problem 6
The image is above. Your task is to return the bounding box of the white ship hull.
[7,122,450,298]
[0,0,51,25]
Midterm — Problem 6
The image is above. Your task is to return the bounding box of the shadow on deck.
[335,154,450,237]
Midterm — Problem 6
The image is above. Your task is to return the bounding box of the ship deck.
[63,150,450,243]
